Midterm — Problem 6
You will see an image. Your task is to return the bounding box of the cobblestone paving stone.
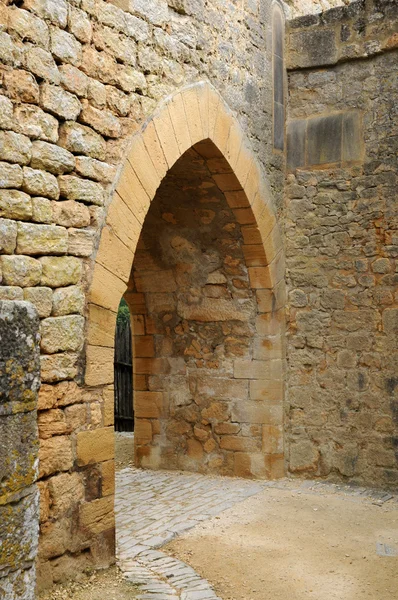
[115,467,398,599]
[115,467,266,599]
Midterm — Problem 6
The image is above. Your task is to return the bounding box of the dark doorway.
[114,298,134,432]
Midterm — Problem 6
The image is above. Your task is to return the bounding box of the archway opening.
[121,140,284,478]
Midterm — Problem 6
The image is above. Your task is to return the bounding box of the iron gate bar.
[114,316,134,432]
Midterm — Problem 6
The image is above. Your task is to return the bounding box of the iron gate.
[114,317,134,432]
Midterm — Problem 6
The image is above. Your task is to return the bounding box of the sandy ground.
[39,566,138,600]
[164,483,398,600]
[115,432,135,470]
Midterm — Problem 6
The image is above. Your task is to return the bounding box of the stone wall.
[126,142,284,477]
[285,0,398,487]
[0,300,40,600]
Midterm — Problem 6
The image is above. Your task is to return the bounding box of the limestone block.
[9,7,50,49]
[75,156,116,183]
[307,113,343,166]
[0,286,23,300]
[0,31,23,67]
[0,490,39,573]
[0,95,14,129]
[79,496,114,535]
[41,315,84,354]
[134,391,163,418]
[85,345,114,386]
[0,162,23,189]
[68,228,95,257]
[17,223,67,255]
[58,175,105,205]
[87,78,107,109]
[76,427,115,466]
[58,122,106,160]
[52,286,85,316]
[3,69,39,104]
[0,218,17,254]
[124,12,149,41]
[50,27,82,66]
[39,435,73,478]
[177,297,254,322]
[68,6,92,44]
[22,0,68,28]
[220,436,259,452]
[117,66,147,93]
[24,287,52,318]
[23,167,59,200]
[32,196,53,223]
[13,103,58,144]
[106,86,130,117]
[31,140,75,175]
[59,64,89,97]
[48,472,85,518]
[125,0,168,26]
[38,408,68,439]
[52,200,90,228]
[40,256,82,287]
[79,103,121,139]
[92,26,136,66]
[0,131,32,165]
[1,255,42,287]
[40,84,81,123]
[40,353,78,382]
[80,45,117,85]
[288,28,337,69]
[24,46,60,84]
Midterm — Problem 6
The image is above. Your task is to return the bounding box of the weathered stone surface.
[0,218,17,254]
[58,122,106,160]
[31,141,75,175]
[58,175,105,205]
[3,69,40,104]
[75,156,116,183]
[0,162,23,189]
[16,222,67,255]
[40,84,81,121]
[40,256,82,288]
[68,6,92,44]
[1,255,42,287]
[32,196,53,224]
[59,64,89,97]
[39,435,73,478]
[40,353,78,383]
[52,200,90,228]
[0,286,24,301]
[24,287,53,318]
[0,95,14,129]
[79,103,121,138]
[22,0,68,29]
[0,131,32,165]
[52,286,85,316]
[0,299,40,409]
[76,427,114,466]
[23,167,60,200]
[14,104,58,144]
[24,46,60,84]
[67,228,94,257]
[178,298,254,322]
[50,27,82,66]
[40,315,85,354]
[9,7,50,49]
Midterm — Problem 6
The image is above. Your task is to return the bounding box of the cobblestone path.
[115,467,265,599]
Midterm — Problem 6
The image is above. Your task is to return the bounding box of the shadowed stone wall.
[0,300,40,600]
[126,143,284,478]
[285,0,398,487]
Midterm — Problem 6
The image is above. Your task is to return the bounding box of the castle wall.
[0,0,284,591]
[285,0,398,487]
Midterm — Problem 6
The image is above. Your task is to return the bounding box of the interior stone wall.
[125,144,284,477]
[0,300,40,600]
[285,0,398,487]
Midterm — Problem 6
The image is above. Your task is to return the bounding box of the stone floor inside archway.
[114,465,398,600]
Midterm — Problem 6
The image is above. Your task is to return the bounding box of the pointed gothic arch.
[85,81,285,479]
